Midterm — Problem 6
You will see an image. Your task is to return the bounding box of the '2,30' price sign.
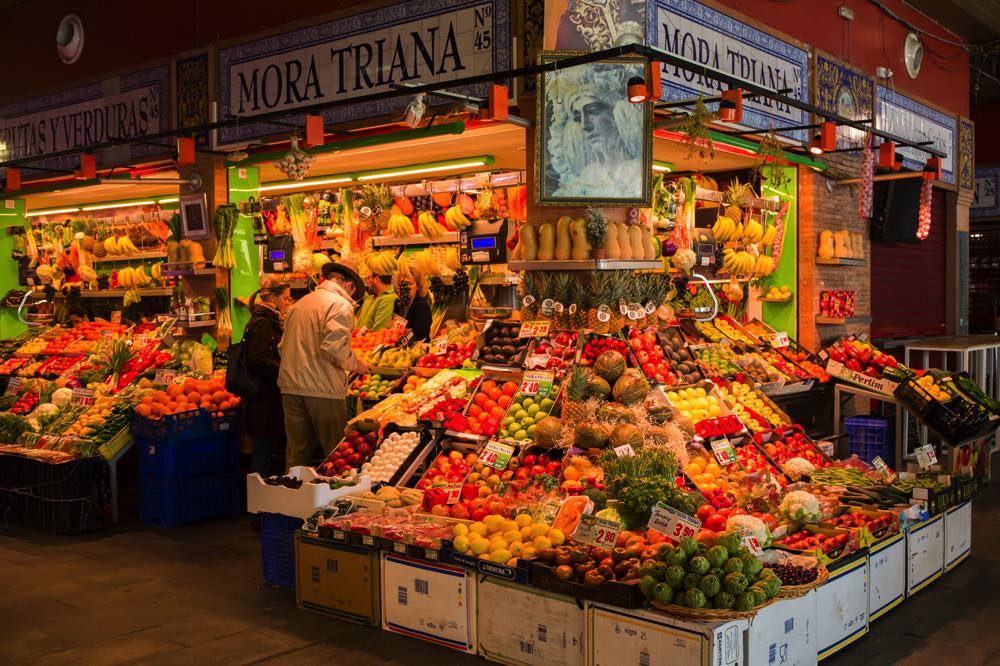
[648,502,701,542]
[573,514,621,549]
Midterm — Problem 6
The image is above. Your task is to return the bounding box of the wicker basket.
[776,565,829,598]
[650,596,777,621]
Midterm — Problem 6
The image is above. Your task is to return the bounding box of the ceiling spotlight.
[809,134,824,156]
[404,94,427,128]
[627,76,648,104]
[719,88,743,123]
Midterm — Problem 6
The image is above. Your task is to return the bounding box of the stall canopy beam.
[0,43,945,177]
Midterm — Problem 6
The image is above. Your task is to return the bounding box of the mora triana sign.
[218,0,510,145]
[648,0,810,140]
[0,66,168,168]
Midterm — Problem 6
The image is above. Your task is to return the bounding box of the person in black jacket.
[243,282,292,477]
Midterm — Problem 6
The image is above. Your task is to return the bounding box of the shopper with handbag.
[240,281,292,477]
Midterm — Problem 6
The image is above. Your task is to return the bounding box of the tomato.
[728,507,747,516]
[705,513,728,533]
[696,504,716,522]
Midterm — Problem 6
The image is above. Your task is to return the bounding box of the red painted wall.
[714,0,970,117]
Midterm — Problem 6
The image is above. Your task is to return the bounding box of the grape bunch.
[412,195,433,212]
[452,268,470,291]
[762,563,818,586]
[429,276,451,302]
[396,279,412,311]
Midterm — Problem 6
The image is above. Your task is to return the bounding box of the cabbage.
[51,388,74,408]
[312,252,331,272]
[33,403,58,417]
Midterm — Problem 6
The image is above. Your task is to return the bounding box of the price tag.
[200,333,218,353]
[522,295,535,307]
[915,444,937,469]
[573,514,621,550]
[769,332,790,349]
[613,443,635,457]
[71,388,95,406]
[872,456,896,480]
[390,314,407,332]
[648,502,701,541]
[519,370,554,398]
[568,303,577,316]
[444,482,463,505]
[553,302,564,314]
[362,535,374,546]
[519,321,551,338]
[393,541,406,553]
[154,368,177,384]
[597,305,610,323]
[431,336,449,355]
[645,301,656,314]
[541,298,555,311]
[619,302,628,315]
[711,439,737,466]
[478,441,515,470]
[740,534,764,555]
[5,378,21,395]
[110,311,122,324]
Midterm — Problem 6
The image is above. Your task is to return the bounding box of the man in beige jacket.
[279,262,369,470]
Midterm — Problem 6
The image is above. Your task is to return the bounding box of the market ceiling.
[0,42,947,183]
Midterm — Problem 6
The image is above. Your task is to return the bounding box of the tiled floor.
[2,474,998,665]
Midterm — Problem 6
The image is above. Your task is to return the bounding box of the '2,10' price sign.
[648,502,701,542]
[573,514,621,549]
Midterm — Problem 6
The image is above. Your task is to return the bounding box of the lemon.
[479,553,492,560]
[469,521,489,537]
[453,523,469,538]
[470,539,490,556]
[507,557,519,567]
[695,387,707,398]
[453,535,470,553]
[529,524,549,538]
[489,539,508,554]
[483,515,505,533]
[533,535,553,550]
[491,549,513,564]
[520,525,533,540]
[515,514,533,528]
[501,519,520,533]
[521,546,537,559]
[509,542,524,557]
[502,530,522,544]
[547,528,565,547]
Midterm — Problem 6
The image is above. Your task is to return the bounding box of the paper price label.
[522,295,536,307]
[613,443,635,457]
[71,388,95,406]
[648,502,701,541]
[154,368,177,384]
[872,456,896,480]
[4,378,21,396]
[573,514,621,550]
[597,310,610,323]
[553,302,564,314]
[769,332,790,349]
[431,336,449,355]
[619,302,629,315]
[519,321,551,338]
[478,441,515,470]
[741,534,764,555]
[541,298,555,311]
[519,370,554,398]
[915,445,937,469]
[645,301,656,314]
[444,482,463,505]
[568,303,578,315]
[390,314,408,332]
[711,439,737,466]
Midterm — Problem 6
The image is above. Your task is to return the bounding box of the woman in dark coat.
[243,282,292,477]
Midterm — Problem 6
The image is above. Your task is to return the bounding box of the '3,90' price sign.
[647,502,701,542]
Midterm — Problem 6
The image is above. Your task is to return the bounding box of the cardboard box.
[824,359,899,396]
[867,531,906,622]
[944,501,972,571]
[815,552,868,661]
[477,578,585,666]
[380,552,478,653]
[906,514,944,596]
[744,591,817,666]
[586,603,747,666]
[295,533,380,625]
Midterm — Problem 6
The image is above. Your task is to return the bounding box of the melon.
[597,402,636,424]
[612,370,649,406]
[534,416,563,448]
[313,252,331,272]
[586,375,612,399]
[593,350,626,384]
[610,423,644,450]
[574,419,610,448]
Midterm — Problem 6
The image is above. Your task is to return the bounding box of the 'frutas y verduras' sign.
[0,66,168,171]
[219,0,510,146]
[647,0,810,141]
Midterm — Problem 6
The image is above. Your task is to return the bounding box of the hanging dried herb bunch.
[754,128,792,191]
[679,96,716,161]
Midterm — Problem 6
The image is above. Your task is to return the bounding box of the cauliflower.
[33,403,59,418]
[780,490,821,523]
[51,388,74,409]
[782,457,816,480]
[725,515,771,546]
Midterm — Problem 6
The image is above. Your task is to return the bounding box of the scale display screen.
[268,250,286,260]
[471,237,496,250]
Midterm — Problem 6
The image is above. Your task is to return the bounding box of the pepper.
[423,487,449,508]
[829,348,847,363]
[863,367,881,379]
[460,483,479,501]
[846,359,862,372]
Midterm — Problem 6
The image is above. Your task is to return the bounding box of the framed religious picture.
[535,51,653,207]
[179,193,210,240]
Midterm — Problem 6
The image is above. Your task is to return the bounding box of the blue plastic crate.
[131,406,207,443]
[206,406,242,436]
[139,473,239,528]
[846,416,895,469]
[260,512,302,587]
[137,434,237,481]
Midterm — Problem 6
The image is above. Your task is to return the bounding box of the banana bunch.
[445,205,471,231]
[760,223,777,246]
[117,266,152,288]
[102,235,140,257]
[410,250,441,277]
[722,248,757,277]
[396,254,412,281]
[387,214,414,238]
[712,215,741,242]
[366,250,398,276]
[753,254,775,277]
[444,246,462,271]
[417,211,445,240]
[740,218,764,244]
[151,262,162,282]
[370,347,413,369]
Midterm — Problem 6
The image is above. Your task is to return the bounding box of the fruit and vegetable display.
[476,321,529,367]
[348,373,403,402]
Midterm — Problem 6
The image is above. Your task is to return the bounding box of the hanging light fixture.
[404,94,427,128]
[809,135,824,156]
[718,88,743,123]
[627,76,648,104]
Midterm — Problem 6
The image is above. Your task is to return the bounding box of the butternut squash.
[640,225,655,260]
[520,224,538,261]
[569,218,591,260]
[628,225,644,260]
[555,216,573,261]
[850,232,863,259]
[817,230,835,259]
[616,223,632,259]
[537,223,556,261]
[166,240,180,264]
[186,240,206,264]
[604,222,621,259]
[834,230,851,258]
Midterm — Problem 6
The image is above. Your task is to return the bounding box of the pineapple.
[550,273,572,329]
[608,270,630,332]
[724,179,751,224]
[561,364,592,425]
[588,273,612,331]
[572,278,591,329]
[80,235,97,253]
[358,183,394,231]
[519,272,538,319]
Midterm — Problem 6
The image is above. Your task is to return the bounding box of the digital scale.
[691,227,716,268]
[263,235,295,273]
[460,218,508,265]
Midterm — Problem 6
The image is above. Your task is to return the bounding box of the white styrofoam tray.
[246,466,372,519]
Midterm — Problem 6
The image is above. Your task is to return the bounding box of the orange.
[501,381,518,396]
[488,388,502,401]
[497,395,511,409]
[140,395,153,406]
[220,400,233,410]
[468,405,483,418]
[175,394,188,404]
[187,392,202,404]
[474,392,487,406]
[135,403,152,418]
[166,401,178,412]
[483,400,497,413]
[212,390,227,404]
[166,384,182,398]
